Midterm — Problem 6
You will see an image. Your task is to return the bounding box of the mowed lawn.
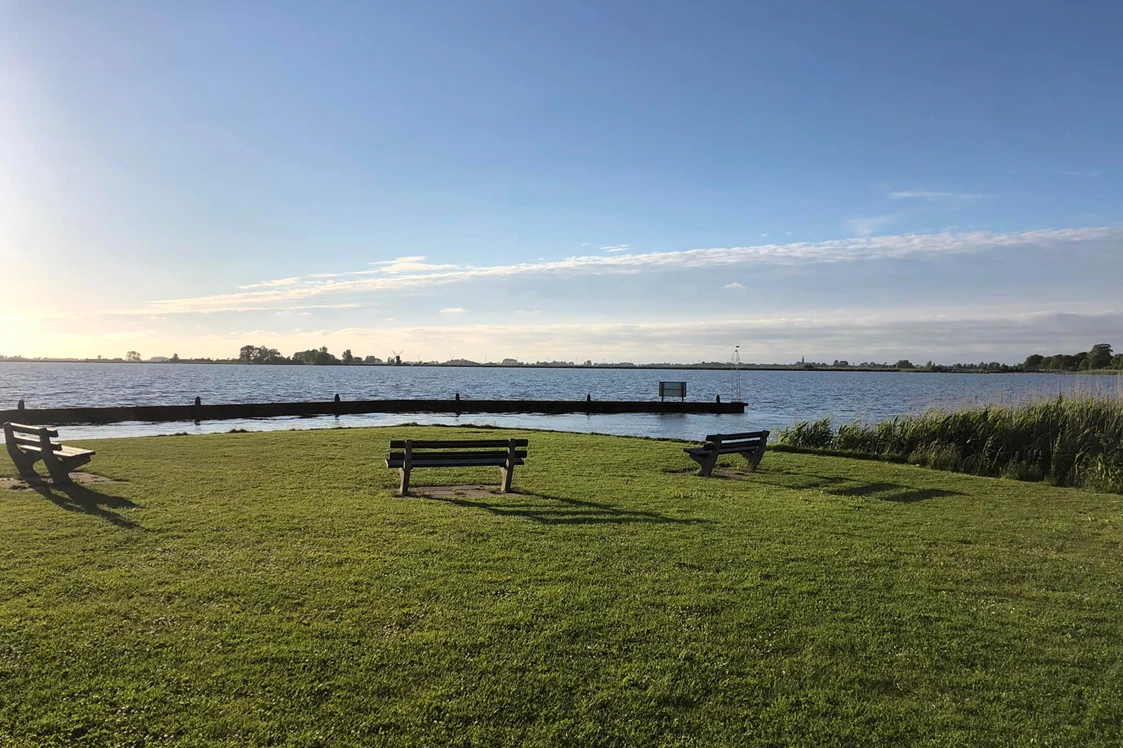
[2,426,1122,747]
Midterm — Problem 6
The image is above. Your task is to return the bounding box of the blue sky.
[1,0,1121,362]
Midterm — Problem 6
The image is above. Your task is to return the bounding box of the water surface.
[1,363,1118,442]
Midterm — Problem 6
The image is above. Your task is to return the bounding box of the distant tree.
[170,353,180,363]
[1112,353,1123,370]
[896,360,915,370]
[363,355,382,364]
[126,351,141,362]
[238,344,287,364]
[292,347,339,366]
[342,349,354,365]
[1087,343,1114,370]
[1023,354,1044,370]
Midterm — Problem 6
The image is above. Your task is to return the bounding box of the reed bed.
[777,393,1123,494]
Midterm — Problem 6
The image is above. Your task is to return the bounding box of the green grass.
[2,425,1123,746]
[778,394,1123,494]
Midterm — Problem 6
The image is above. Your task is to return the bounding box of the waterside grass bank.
[2,426,1122,745]
[779,394,1123,494]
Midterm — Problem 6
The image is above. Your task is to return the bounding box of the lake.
[1,362,1119,442]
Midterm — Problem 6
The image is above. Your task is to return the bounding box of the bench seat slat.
[57,446,95,458]
[12,444,94,458]
[387,457,525,469]
[711,440,764,451]
[686,441,763,453]
[4,423,60,438]
[388,439,528,449]
[387,450,527,462]
[702,431,767,442]
[8,433,60,449]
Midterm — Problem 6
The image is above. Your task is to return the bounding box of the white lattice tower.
[730,346,742,402]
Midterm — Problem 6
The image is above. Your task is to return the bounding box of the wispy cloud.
[1008,167,1104,178]
[723,282,746,291]
[843,215,898,236]
[440,307,466,314]
[1054,169,1104,177]
[600,244,630,253]
[891,190,985,200]
[90,228,1118,316]
[372,256,462,274]
[207,309,1123,363]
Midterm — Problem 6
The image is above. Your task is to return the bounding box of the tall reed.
[777,394,1123,493]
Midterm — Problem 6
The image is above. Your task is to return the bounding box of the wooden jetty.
[0,398,746,426]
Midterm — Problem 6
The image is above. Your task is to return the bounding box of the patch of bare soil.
[704,468,762,481]
[1,473,122,490]
[412,484,508,499]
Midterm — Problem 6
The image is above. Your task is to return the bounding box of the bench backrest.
[387,438,529,464]
[702,430,769,450]
[388,439,529,450]
[3,422,62,452]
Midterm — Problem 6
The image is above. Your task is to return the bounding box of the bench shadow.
[742,471,851,492]
[425,491,709,526]
[749,470,963,503]
[868,487,962,503]
[32,483,143,529]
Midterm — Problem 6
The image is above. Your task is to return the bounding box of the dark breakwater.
[0,398,746,426]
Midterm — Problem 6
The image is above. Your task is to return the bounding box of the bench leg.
[45,459,73,485]
[746,447,765,472]
[44,454,91,486]
[5,444,43,483]
[500,438,516,493]
[398,467,411,496]
[698,450,720,477]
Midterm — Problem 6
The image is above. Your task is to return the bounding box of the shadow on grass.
[427,491,709,526]
[33,483,142,529]
[829,483,962,503]
[750,470,963,503]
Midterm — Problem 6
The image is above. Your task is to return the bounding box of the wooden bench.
[684,430,769,477]
[3,422,96,485]
[386,438,528,496]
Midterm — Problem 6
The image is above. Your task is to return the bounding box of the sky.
[1,0,1121,364]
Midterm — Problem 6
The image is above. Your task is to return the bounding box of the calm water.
[1,362,1119,442]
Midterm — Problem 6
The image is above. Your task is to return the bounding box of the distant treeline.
[229,342,1123,370]
[3,342,1122,371]
[1023,343,1122,372]
[237,345,380,366]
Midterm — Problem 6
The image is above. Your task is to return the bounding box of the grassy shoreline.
[778,394,1123,494]
[3,426,1123,745]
